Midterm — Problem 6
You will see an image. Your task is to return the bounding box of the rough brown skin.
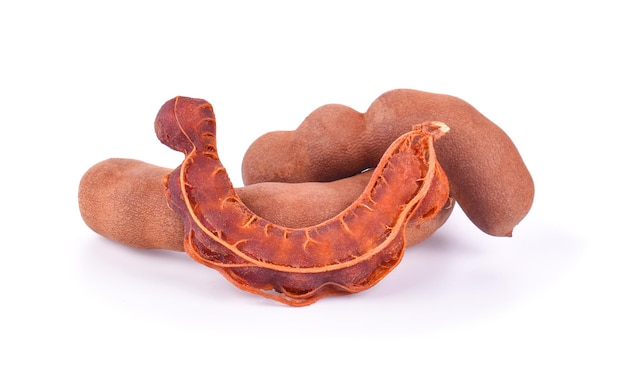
[155,96,451,306]
[242,89,534,236]
[78,158,185,251]
[78,159,453,251]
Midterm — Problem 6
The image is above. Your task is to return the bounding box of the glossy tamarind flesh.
[242,89,534,237]
[155,96,451,306]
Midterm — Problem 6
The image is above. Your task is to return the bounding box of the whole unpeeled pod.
[78,159,453,251]
[242,89,534,237]
[155,96,451,306]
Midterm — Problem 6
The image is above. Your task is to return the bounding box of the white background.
[1,1,624,374]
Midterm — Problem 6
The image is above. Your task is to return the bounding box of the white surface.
[1,1,624,375]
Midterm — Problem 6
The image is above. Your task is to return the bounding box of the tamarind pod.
[155,96,450,306]
[78,158,186,251]
[241,89,534,237]
[367,89,533,237]
[78,159,454,252]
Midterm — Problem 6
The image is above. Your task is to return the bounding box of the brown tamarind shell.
[242,89,534,237]
[78,159,454,252]
[156,97,451,306]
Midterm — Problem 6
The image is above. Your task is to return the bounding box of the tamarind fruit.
[154,96,451,305]
[241,89,534,237]
[78,159,453,251]
[79,158,185,251]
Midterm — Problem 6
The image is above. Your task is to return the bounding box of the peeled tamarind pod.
[78,159,453,252]
[242,89,534,237]
[155,96,450,306]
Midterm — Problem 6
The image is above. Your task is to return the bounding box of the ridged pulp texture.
[156,96,450,306]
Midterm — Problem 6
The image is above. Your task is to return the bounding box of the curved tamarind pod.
[78,159,454,251]
[156,96,450,306]
[242,89,534,237]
